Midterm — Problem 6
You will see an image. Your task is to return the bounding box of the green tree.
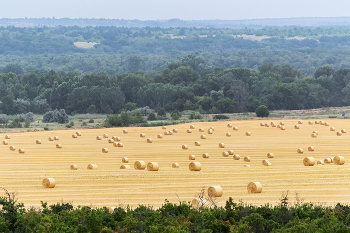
[255,105,269,117]
[147,112,157,121]
[215,98,236,113]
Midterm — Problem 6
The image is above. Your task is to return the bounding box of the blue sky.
[1,0,349,20]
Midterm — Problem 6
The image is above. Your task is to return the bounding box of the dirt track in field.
[0,119,349,208]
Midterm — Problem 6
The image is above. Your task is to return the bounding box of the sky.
[1,0,349,20]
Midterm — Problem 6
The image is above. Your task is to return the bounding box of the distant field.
[73,42,99,49]
[0,118,349,209]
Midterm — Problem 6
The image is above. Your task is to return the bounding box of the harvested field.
[0,119,350,208]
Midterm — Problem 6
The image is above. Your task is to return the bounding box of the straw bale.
[294,125,299,129]
[247,182,262,193]
[311,133,317,138]
[308,146,315,151]
[337,131,342,136]
[102,148,108,153]
[164,131,169,135]
[42,178,56,188]
[324,158,332,163]
[54,136,59,140]
[189,162,201,171]
[202,153,209,158]
[265,123,270,127]
[108,207,116,214]
[122,157,129,163]
[219,143,225,148]
[222,152,229,157]
[157,134,163,138]
[87,164,98,170]
[172,163,180,168]
[70,165,78,170]
[208,129,213,134]
[233,154,240,160]
[169,131,173,135]
[18,148,25,153]
[334,156,345,165]
[233,127,238,130]
[341,129,346,133]
[315,120,320,124]
[271,122,276,127]
[320,121,325,125]
[194,141,201,146]
[2,140,8,145]
[280,126,285,130]
[317,160,324,165]
[117,142,124,147]
[191,198,206,208]
[313,130,318,135]
[72,134,78,138]
[108,138,114,143]
[182,145,188,150]
[244,165,250,167]
[103,134,108,138]
[5,135,10,139]
[308,121,313,125]
[147,162,159,171]
[96,136,102,140]
[208,186,223,197]
[10,146,15,151]
[173,128,178,133]
[209,126,215,131]
[56,144,62,148]
[112,136,121,141]
[76,131,81,136]
[48,137,54,141]
[260,122,265,126]
[227,123,232,127]
[120,165,130,169]
[187,129,192,133]
[244,156,251,162]
[280,122,284,125]
[140,133,145,138]
[147,138,153,143]
[123,129,128,134]
[267,153,274,158]
[199,128,204,132]
[262,160,271,166]
[298,120,303,124]
[134,161,146,170]
[277,125,281,128]
[246,131,251,136]
[36,140,41,144]
[189,155,196,160]
[162,126,166,129]
[324,122,329,126]
[228,150,234,155]
[226,132,231,137]
[200,135,206,139]
[190,125,195,129]
[303,157,315,166]
[297,148,304,154]
[330,127,335,131]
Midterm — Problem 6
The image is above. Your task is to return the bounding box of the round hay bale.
[222,152,229,157]
[10,146,16,151]
[246,132,251,136]
[108,138,114,143]
[70,165,78,170]
[280,122,284,126]
[112,136,121,141]
[147,162,159,171]
[308,146,315,151]
[341,129,346,133]
[172,163,180,168]
[334,156,345,165]
[324,158,332,163]
[228,150,234,155]
[157,134,163,138]
[200,135,206,139]
[120,165,130,169]
[337,131,342,136]
[140,133,145,138]
[247,182,262,193]
[320,121,325,125]
[76,131,81,136]
[267,153,274,158]
[262,160,271,166]
[219,143,225,148]
[169,131,173,135]
[277,125,281,128]
[311,133,317,138]
[227,123,233,127]
[48,137,54,141]
[56,144,62,148]
[208,129,213,134]
[191,198,206,208]
[324,122,329,126]
[199,128,204,132]
[208,186,223,197]
[113,142,118,147]
[226,132,232,137]
[271,122,276,127]
[189,162,201,171]
[54,136,59,140]
[294,125,299,129]
[5,135,10,139]
[134,161,146,170]
[72,134,78,138]
[317,160,324,165]
[209,126,215,131]
[202,153,209,158]
[96,136,102,140]
[2,140,8,145]
[315,120,320,124]
[147,138,152,143]
[303,157,315,166]
[18,148,25,153]
[190,125,195,129]
[187,129,192,133]
[102,148,108,153]
[244,156,251,162]
[297,148,304,154]
[42,178,56,188]
[103,134,108,138]
[313,130,318,135]
[233,126,238,130]
[162,126,166,129]
[122,157,129,163]
[260,122,265,126]
[233,154,240,160]
[36,139,42,144]
[87,164,98,170]
[189,155,196,160]
[280,126,285,130]
[244,165,250,167]
[298,120,303,124]
[194,141,201,146]
[117,142,124,147]
[265,123,270,127]
[308,121,313,125]
[164,131,169,135]
[123,129,128,134]
[182,145,188,150]
[173,128,178,133]
[330,127,336,131]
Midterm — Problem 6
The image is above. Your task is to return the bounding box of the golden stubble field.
[0,119,349,209]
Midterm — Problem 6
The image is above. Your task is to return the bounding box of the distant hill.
[2,17,350,28]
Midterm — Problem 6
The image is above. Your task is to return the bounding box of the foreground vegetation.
[1,190,350,232]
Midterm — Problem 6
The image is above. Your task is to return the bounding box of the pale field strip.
[0,119,349,208]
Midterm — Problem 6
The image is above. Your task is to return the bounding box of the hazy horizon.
[1,0,349,20]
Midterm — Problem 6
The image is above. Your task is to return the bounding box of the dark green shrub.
[256,105,269,118]
[42,109,69,124]
[213,115,229,120]
[88,119,94,123]
[147,112,157,121]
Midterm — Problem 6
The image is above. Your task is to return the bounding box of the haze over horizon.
[1,0,349,20]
